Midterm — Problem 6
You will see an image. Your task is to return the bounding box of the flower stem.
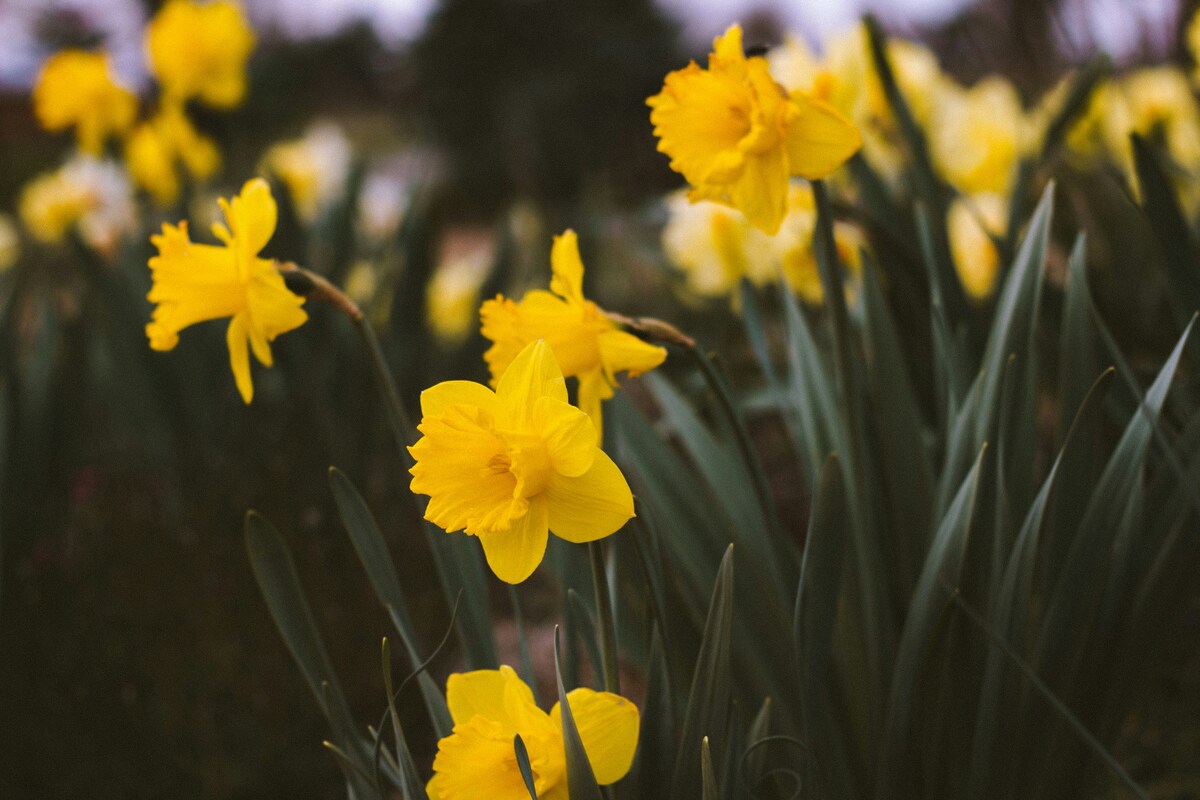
[589,540,621,694]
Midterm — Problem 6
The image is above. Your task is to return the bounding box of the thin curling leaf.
[671,545,735,800]
[379,639,424,800]
[554,629,604,800]
[329,467,451,737]
[513,735,539,800]
[1131,134,1200,329]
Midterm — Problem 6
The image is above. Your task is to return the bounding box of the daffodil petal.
[551,688,640,785]
[447,666,531,728]
[496,340,568,429]
[226,312,253,403]
[545,451,634,543]
[550,230,585,304]
[429,716,536,800]
[420,380,498,418]
[577,369,613,443]
[783,92,863,180]
[535,396,596,478]
[727,147,790,235]
[598,330,668,378]
[225,178,277,265]
[476,497,550,584]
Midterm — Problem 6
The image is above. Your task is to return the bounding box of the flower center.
[496,432,554,500]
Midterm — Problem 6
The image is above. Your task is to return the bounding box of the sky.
[0,0,1184,88]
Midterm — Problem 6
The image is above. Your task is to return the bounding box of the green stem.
[353,315,417,463]
[589,540,621,694]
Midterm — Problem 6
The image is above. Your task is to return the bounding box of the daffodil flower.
[648,24,862,235]
[145,178,308,403]
[146,0,256,109]
[32,50,137,156]
[427,665,639,800]
[480,230,666,440]
[409,339,635,584]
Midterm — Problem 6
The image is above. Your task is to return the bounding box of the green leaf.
[701,737,720,800]
[328,467,452,737]
[1131,134,1200,328]
[1056,236,1096,448]
[379,638,425,800]
[671,546,734,800]
[555,629,604,800]
[635,627,675,800]
[514,735,539,800]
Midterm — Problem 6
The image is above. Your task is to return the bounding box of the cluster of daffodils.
[17,0,254,254]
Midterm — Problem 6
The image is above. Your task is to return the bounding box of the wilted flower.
[948,193,1006,301]
[125,105,221,205]
[427,665,639,800]
[648,24,861,234]
[146,0,255,109]
[262,123,352,223]
[409,340,635,584]
[32,50,137,155]
[19,156,137,255]
[145,178,307,403]
[480,230,666,438]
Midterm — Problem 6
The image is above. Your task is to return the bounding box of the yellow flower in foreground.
[146,178,307,403]
[480,230,666,439]
[126,106,221,204]
[948,193,1006,302]
[427,665,639,800]
[648,24,861,234]
[409,340,635,584]
[32,50,137,155]
[146,0,255,108]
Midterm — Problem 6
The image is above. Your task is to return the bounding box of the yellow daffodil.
[262,123,352,223]
[409,340,635,584]
[480,230,666,439]
[145,178,307,403]
[661,188,775,298]
[648,24,861,234]
[427,665,639,800]
[771,186,864,304]
[18,156,136,255]
[125,105,221,204]
[32,50,137,155]
[948,193,1006,301]
[427,246,492,343]
[930,77,1031,197]
[146,0,255,109]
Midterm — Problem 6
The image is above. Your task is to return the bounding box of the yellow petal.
[577,370,612,443]
[220,178,277,275]
[534,396,596,478]
[648,64,753,190]
[476,497,550,584]
[246,265,308,342]
[420,380,498,418]
[550,689,641,785]
[429,716,541,800]
[549,230,585,304]
[545,451,634,544]
[710,24,746,70]
[226,312,254,403]
[598,330,667,378]
[783,92,863,180]
[495,340,568,430]
[727,146,790,235]
[446,665,531,728]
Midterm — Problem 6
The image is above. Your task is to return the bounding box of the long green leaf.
[555,629,604,800]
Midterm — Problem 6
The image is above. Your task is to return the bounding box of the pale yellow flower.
[648,24,861,234]
[19,156,136,255]
[661,188,775,298]
[262,123,352,223]
[32,50,137,155]
[930,76,1031,197]
[0,214,20,273]
[948,193,1006,302]
[146,178,307,403]
[146,0,255,108]
[427,247,492,343]
[771,186,864,304]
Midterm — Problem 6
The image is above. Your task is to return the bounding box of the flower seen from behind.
[145,178,307,403]
[648,24,862,234]
[409,339,635,584]
[32,50,137,155]
[427,665,639,800]
[146,0,256,109]
[480,230,666,439]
